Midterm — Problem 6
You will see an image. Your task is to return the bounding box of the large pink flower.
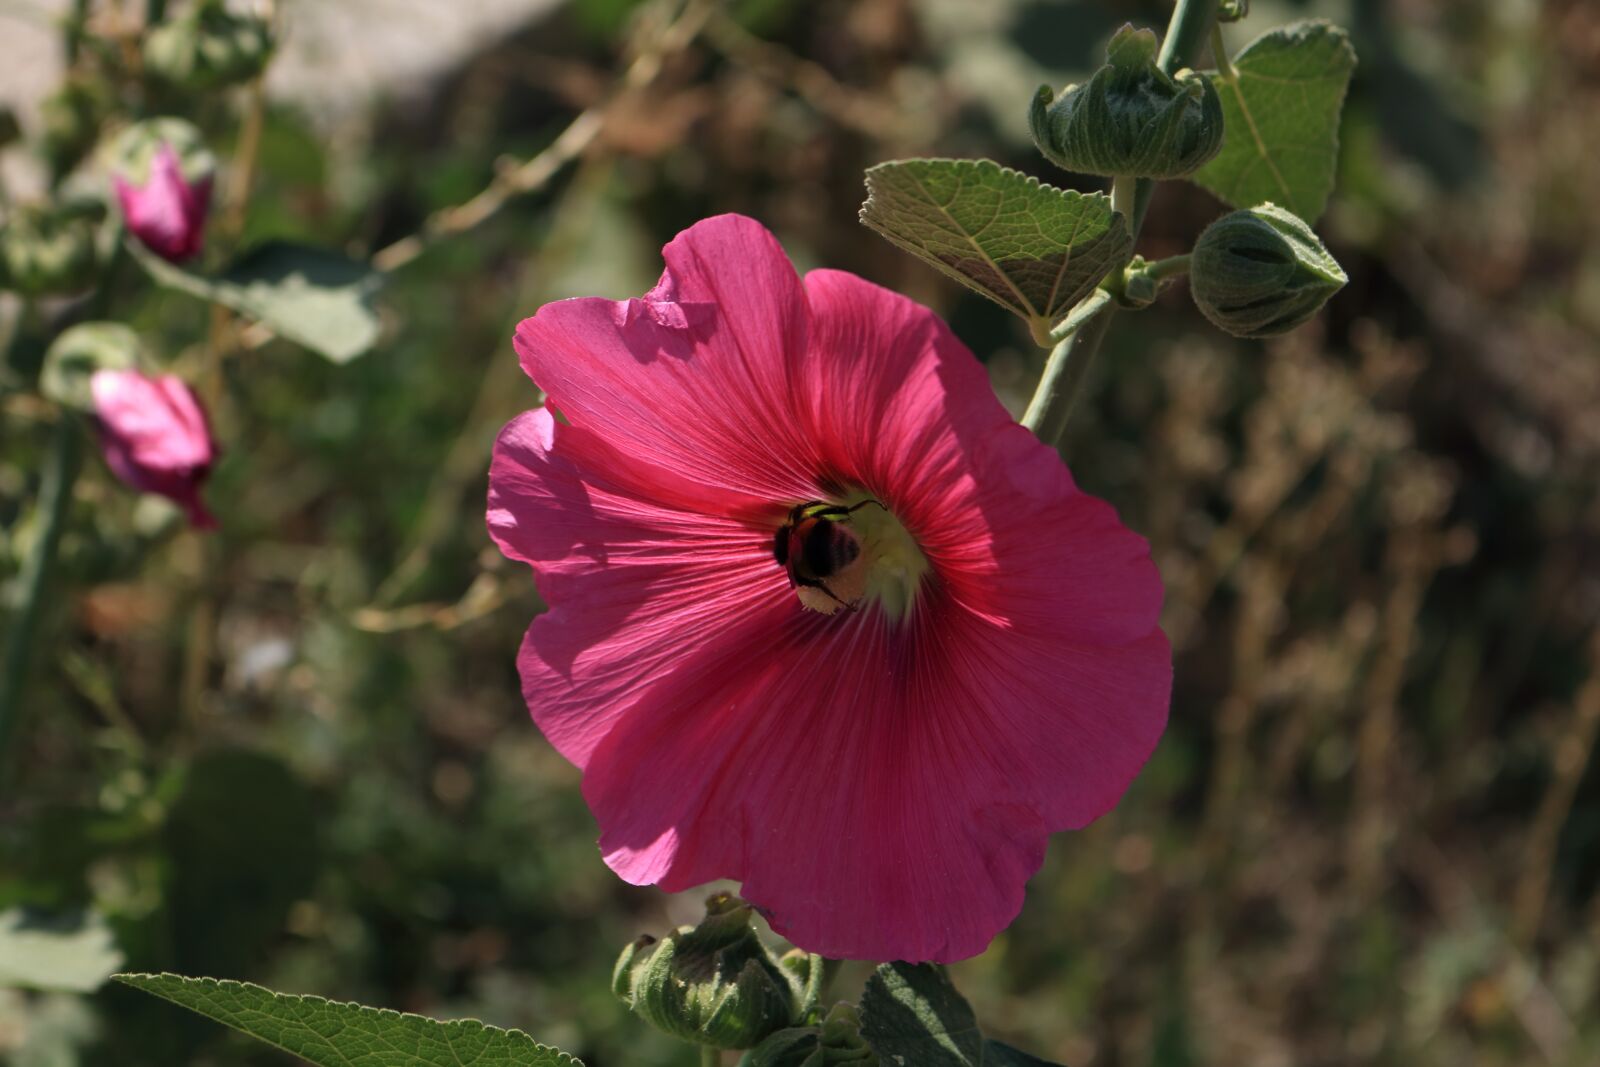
[488,215,1170,962]
[91,368,217,529]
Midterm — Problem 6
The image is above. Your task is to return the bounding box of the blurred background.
[2,0,1598,1064]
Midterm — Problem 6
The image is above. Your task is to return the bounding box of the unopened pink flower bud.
[90,369,217,529]
[113,143,212,263]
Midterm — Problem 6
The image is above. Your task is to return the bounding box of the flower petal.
[801,269,1163,642]
[583,582,1169,962]
[489,407,794,765]
[513,215,823,503]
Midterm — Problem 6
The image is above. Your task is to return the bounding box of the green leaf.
[0,908,123,992]
[984,1038,1066,1066]
[113,973,583,1067]
[130,239,382,362]
[1192,20,1357,224]
[860,158,1132,342]
[858,963,982,1067]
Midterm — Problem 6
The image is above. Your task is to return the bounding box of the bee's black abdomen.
[773,526,789,566]
[802,519,860,578]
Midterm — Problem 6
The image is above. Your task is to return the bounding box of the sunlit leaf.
[114,973,583,1067]
[131,239,382,362]
[858,962,982,1067]
[1192,20,1357,224]
[860,158,1131,341]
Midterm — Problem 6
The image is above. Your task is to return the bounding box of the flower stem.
[700,1046,720,1067]
[0,414,83,786]
[1210,23,1237,82]
[1020,0,1219,447]
[1144,252,1193,281]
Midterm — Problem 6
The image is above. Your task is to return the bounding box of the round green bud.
[40,322,145,411]
[613,894,806,1051]
[0,203,102,296]
[1029,24,1224,179]
[144,0,274,91]
[1190,203,1347,338]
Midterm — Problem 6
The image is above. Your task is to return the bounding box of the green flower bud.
[1029,24,1224,179]
[1190,203,1346,338]
[144,0,274,91]
[747,1004,879,1067]
[0,203,102,296]
[1219,0,1249,22]
[40,322,145,411]
[614,894,809,1050]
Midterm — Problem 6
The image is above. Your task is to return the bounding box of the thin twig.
[1511,626,1600,948]
[703,10,903,139]
[371,0,715,273]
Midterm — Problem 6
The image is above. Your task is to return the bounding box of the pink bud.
[90,368,217,529]
[113,143,212,263]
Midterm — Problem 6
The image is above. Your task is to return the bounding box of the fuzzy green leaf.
[858,963,982,1067]
[0,909,123,993]
[131,239,382,363]
[860,158,1131,341]
[113,973,582,1066]
[1192,20,1357,224]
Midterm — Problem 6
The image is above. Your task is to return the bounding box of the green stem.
[700,1046,720,1067]
[1021,0,1219,446]
[0,414,83,785]
[1210,23,1237,81]
[1110,173,1137,222]
[1144,252,1193,281]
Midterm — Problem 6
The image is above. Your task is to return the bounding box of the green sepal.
[615,894,805,1051]
[1189,203,1346,338]
[40,322,144,411]
[747,1004,879,1067]
[103,117,216,187]
[1029,24,1224,179]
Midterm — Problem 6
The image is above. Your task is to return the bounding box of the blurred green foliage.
[3,1,1599,1065]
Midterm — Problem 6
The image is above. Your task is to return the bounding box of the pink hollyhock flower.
[113,143,212,263]
[90,368,217,529]
[487,214,1170,962]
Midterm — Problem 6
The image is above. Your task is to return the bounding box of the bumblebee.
[772,500,882,614]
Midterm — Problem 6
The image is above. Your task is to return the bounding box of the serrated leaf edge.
[1202,18,1356,223]
[113,972,583,1067]
[859,157,1129,334]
